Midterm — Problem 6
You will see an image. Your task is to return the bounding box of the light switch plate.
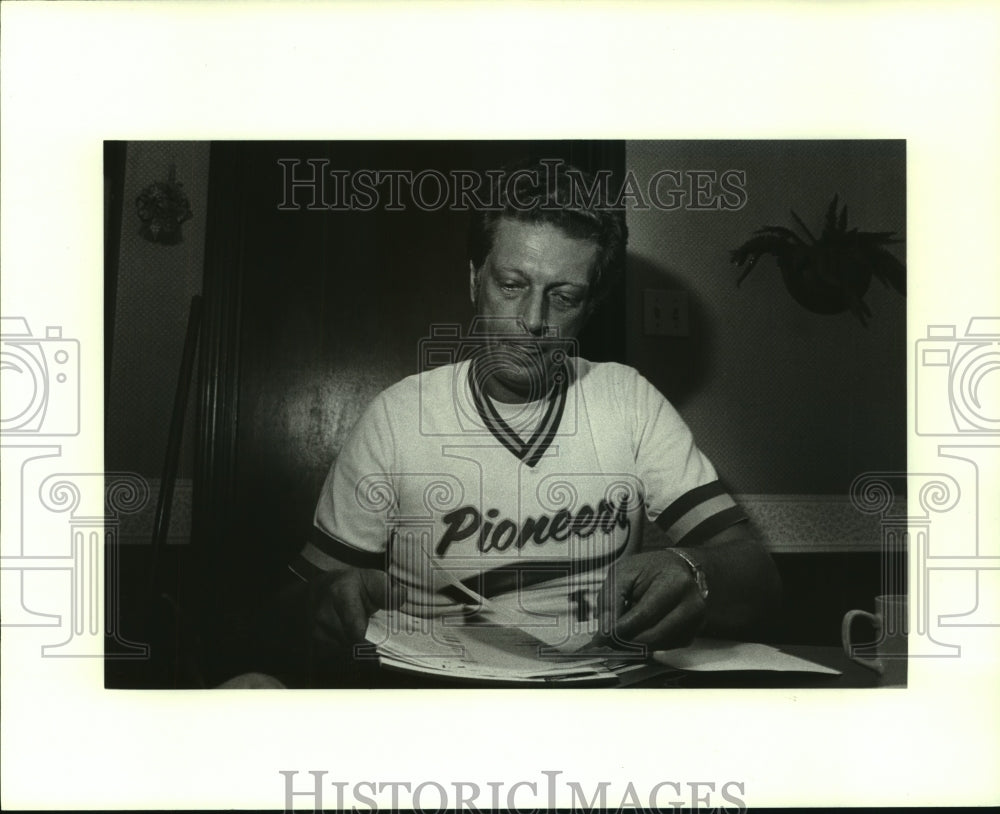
[644,289,690,336]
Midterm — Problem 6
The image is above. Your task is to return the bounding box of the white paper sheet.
[367,610,841,682]
[653,639,841,674]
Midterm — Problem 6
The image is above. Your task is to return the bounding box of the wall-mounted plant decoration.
[136,164,193,245]
[729,195,905,327]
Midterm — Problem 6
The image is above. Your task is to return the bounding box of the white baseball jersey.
[292,357,746,642]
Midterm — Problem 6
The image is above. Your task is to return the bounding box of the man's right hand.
[310,568,403,649]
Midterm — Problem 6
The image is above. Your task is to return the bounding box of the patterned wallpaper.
[106,142,210,480]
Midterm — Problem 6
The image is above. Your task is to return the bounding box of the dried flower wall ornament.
[729,195,906,327]
[135,164,193,245]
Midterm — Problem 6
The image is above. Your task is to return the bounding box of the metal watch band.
[671,548,709,600]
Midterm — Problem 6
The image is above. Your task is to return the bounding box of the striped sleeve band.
[288,527,387,581]
[654,480,748,546]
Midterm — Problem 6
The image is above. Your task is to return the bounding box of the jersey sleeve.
[625,368,748,546]
[289,393,397,581]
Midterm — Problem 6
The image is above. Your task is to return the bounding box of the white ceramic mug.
[841,594,908,686]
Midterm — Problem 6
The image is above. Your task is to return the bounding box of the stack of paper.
[364,607,636,683]
[365,607,844,684]
[363,552,841,683]
[364,549,647,683]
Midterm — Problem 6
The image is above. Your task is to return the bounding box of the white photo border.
[2,1,998,810]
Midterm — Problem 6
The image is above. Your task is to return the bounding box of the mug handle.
[841,610,882,674]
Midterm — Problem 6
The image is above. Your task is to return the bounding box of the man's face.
[470,218,599,401]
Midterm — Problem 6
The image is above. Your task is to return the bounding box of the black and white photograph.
[2,3,998,811]
[104,140,908,691]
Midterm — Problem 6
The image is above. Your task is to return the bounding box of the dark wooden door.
[191,141,625,676]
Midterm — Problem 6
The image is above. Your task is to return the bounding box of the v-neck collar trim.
[468,354,570,468]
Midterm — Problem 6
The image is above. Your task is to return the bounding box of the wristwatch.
[671,548,709,601]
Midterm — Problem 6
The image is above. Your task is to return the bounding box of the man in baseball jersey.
[289,160,780,677]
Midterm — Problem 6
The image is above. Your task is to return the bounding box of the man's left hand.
[595,550,707,651]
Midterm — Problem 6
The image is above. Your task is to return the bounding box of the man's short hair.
[467,159,628,303]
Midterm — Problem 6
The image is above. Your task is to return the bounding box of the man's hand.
[310,568,404,649]
[595,550,707,651]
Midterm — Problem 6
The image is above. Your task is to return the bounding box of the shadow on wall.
[626,251,716,409]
